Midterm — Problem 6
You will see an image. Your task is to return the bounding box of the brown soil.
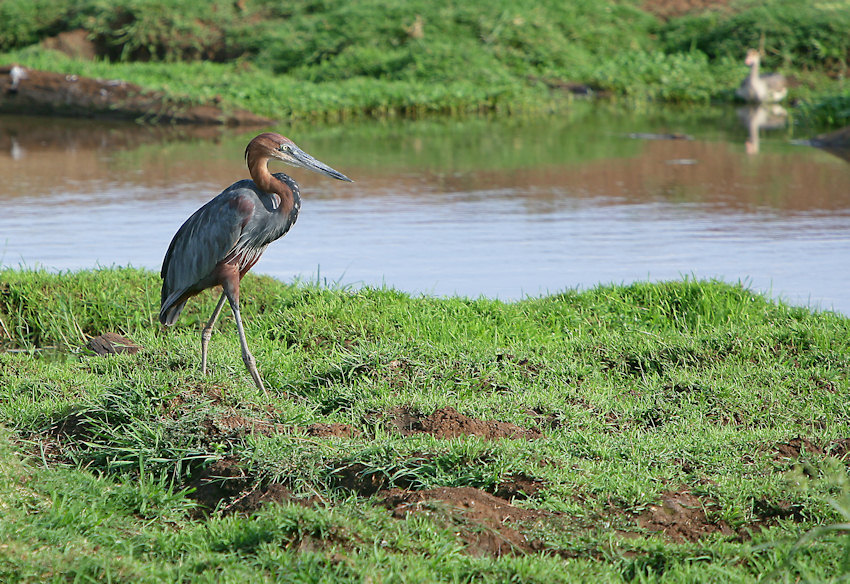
[769,437,850,464]
[637,489,734,542]
[642,0,734,20]
[773,437,822,460]
[199,413,288,439]
[185,456,298,514]
[384,406,542,440]
[493,473,545,501]
[525,407,564,431]
[380,486,549,557]
[0,64,273,125]
[47,410,97,443]
[751,498,806,523]
[331,462,403,496]
[41,29,98,61]
[37,397,831,552]
[306,423,362,439]
[87,332,142,355]
[827,439,850,461]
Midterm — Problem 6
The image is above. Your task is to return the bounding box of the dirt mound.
[386,406,542,440]
[492,473,545,501]
[827,439,850,460]
[638,490,733,542]
[381,486,548,556]
[0,65,272,125]
[330,462,403,496]
[752,499,806,523]
[199,413,287,439]
[186,457,295,514]
[773,437,821,460]
[769,437,850,466]
[191,409,361,441]
[306,423,361,439]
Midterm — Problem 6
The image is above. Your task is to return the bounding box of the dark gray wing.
[160,183,257,321]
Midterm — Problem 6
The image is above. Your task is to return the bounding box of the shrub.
[659,0,850,74]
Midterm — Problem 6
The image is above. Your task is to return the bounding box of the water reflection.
[737,105,788,155]
[1,106,848,314]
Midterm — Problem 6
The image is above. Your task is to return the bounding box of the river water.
[1,104,848,314]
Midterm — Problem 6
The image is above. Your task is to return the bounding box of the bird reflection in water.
[737,104,787,155]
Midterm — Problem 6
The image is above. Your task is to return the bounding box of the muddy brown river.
[1,104,848,314]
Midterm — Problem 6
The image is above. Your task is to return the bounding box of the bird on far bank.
[159,133,352,392]
[736,49,787,103]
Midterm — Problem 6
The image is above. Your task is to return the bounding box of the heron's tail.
[159,300,187,326]
[160,282,188,325]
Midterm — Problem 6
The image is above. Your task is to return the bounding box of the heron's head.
[247,132,352,182]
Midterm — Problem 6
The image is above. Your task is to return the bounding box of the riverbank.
[0,0,848,125]
[1,267,848,581]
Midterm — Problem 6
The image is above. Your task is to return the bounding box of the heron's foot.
[242,350,267,394]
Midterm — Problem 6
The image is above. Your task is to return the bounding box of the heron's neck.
[248,156,295,208]
[749,59,760,79]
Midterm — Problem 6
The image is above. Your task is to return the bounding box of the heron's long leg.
[201,292,227,375]
[223,285,267,393]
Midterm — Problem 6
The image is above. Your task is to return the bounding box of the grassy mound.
[1,268,849,581]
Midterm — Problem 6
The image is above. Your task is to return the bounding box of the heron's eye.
[280,144,292,154]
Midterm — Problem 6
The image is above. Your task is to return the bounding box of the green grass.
[0,0,849,122]
[1,267,849,582]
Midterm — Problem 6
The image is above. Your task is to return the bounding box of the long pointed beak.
[289,146,353,182]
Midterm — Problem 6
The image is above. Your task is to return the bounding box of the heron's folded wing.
[161,185,256,302]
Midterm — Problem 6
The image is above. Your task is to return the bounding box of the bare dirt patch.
[493,473,546,501]
[186,456,296,514]
[306,423,361,439]
[42,29,98,60]
[827,439,850,461]
[381,486,549,557]
[637,489,734,542]
[330,462,406,496]
[751,498,806,524]
[768,437,850,467]
[773,437,821,461]
[642,0,734,20]
[525,407,564,431]
[384,406,542,440]
[46,410,99,445]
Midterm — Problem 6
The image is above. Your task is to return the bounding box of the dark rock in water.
[87,332,142,355]
[802,126,850,163]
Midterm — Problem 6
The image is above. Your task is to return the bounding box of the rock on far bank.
[0,63,273,125]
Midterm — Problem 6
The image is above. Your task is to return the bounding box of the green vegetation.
[0,0,848,123]
[1,267,849,582]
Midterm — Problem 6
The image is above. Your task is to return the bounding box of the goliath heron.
[159,133,352,392]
